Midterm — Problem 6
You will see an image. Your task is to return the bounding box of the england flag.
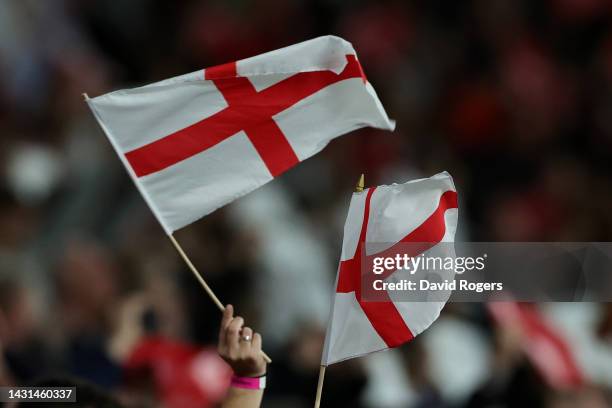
[86,36,394,233]
[322,172,458,365]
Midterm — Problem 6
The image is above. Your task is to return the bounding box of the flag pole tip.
[356,173,365,193]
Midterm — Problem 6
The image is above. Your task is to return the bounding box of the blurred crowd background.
[1,0,612,407]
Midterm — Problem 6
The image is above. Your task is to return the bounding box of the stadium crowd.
[1,0,612,406]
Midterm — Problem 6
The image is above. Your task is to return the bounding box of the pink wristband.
[230,374,266,390]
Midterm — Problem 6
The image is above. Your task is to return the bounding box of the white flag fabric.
[86,35,395,233]
[322,172,458,365]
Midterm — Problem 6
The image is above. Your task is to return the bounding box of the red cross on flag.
[322,172,458,365]
[86,36,395,233]
[488,302,583,389]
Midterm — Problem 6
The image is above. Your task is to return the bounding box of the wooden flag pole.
[168,234,225,311]
[314,173,365,408]
[314,365,326,408]
[168,235,272,364]
[82,92,271,364]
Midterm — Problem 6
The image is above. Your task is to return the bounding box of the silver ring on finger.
[241,334,252,342]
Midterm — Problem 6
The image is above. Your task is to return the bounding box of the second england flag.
[86,36,395,233]
[322,172,458,365]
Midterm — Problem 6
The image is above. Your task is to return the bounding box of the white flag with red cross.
[322,172,459,365]
[488,302,583,389]
[86,36,395,233]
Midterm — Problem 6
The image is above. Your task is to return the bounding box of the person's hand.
[218,305,266,377]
